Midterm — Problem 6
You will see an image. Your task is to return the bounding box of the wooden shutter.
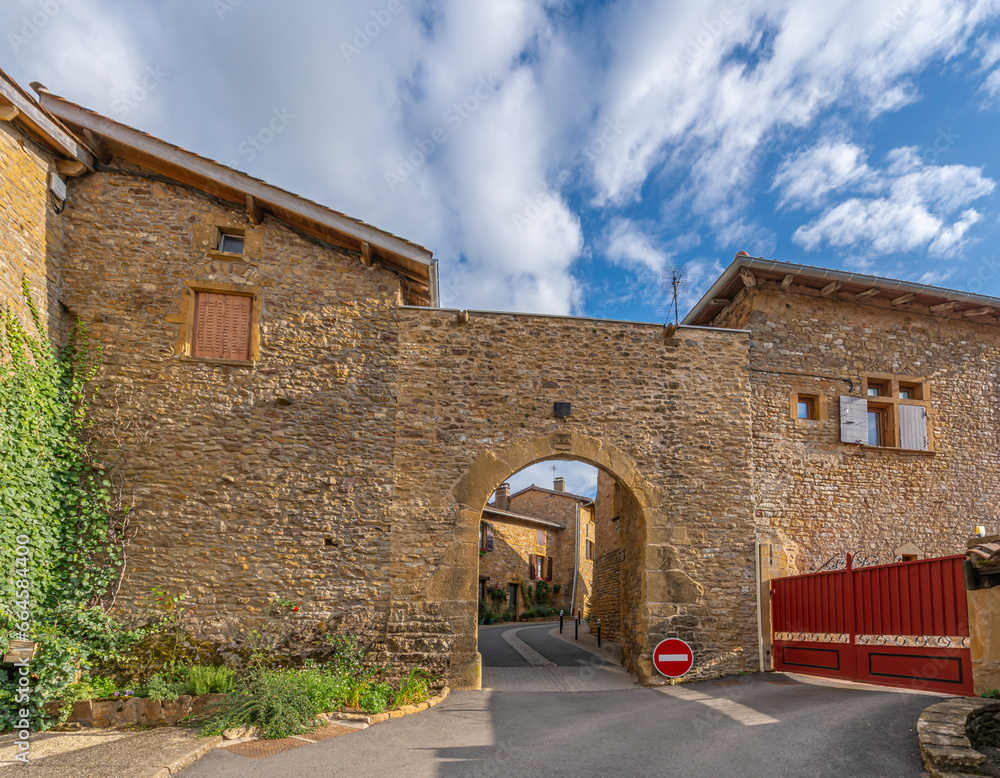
[529,554,537,579]
[485,523,494,551]
[840,396,868,444]
[899,404,929,450]
[546,557,553,581]
[193,292,252,360]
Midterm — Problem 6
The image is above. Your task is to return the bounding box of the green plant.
[485,584,507,602]
[0,281,146,730]
[185,665,235,696]
[392,668,432,708]
[533,580,552,606]
[982,689,1000,698]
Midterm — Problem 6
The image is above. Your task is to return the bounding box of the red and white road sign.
[653,638,693,678]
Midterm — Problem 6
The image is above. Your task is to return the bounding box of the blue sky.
[3,0,1000,325]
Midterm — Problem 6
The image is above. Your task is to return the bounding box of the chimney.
[494,483,510,510]
[553,477,565,492]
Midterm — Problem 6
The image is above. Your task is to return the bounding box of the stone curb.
[917,697,1000,777]
[329,686,450,726]
[149,735,222,777]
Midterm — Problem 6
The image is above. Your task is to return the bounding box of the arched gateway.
[393,309,759,689]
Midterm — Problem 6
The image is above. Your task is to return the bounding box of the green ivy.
[0,279,137,729]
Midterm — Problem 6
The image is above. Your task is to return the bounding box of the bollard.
[575,615,579,640]
[597,619,602,648]
[559,610,564,633]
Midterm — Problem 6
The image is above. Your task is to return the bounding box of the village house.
[478,478,595,619]
[4,67,1000,688]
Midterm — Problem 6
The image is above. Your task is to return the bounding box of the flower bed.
[44,693,228,728]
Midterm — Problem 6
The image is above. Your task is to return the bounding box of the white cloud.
[772,140,875,209]
[1,0,998,317]
[791,145,994,257]
[589,0,1000,231]
[605,218,672,273]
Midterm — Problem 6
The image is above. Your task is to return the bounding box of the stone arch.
[431,431,701,689]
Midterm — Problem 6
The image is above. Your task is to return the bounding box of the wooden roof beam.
[710,298,730,307]
[965,307,993,317]
[856,287,880,301]
[0,100,18,121]
[821,280,841,297]
[246,194,263,225]
[929,301,960,313]
[780,274,794,290]
[739,267,757,288]
[891,293,915,306]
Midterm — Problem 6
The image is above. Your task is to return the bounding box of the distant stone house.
[478,478,594,618]
[7,68,1000,688]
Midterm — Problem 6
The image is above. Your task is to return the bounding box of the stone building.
[478,479,595,618]
[4,70,1000,689]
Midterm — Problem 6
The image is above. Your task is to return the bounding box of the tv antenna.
[662,265,689,325]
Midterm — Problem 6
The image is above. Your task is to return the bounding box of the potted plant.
[483,606,495,625]
[478,599,487,625]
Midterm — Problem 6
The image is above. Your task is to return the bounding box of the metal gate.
[771,554,973,695]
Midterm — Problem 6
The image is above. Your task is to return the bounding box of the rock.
[222,726,252,740]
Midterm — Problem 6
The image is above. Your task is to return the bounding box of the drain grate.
[303,724,359,742]
[221,738,308,759]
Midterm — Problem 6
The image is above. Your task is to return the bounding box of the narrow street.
[182,622,939,777]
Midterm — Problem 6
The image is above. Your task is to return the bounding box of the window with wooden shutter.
[546,557,553,581]
[899,404,929,450]
[192,292,252,361]
[840,396,868,444]
[485,523,494,551]
[529,554,537,580]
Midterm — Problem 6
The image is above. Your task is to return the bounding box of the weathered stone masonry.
[392,310,757,685]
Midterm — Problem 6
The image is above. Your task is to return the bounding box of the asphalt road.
[180,624,938,778]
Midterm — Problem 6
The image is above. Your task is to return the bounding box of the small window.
[899,382,923,401]
[867,381,888,397]
[797,395,817,420]
[192,292,252,361]
[536,529,546,548]
[900,554,919,562]
[219,233,245,254]
[586,540,594,560]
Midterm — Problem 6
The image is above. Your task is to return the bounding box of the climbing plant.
[0,279,142,728]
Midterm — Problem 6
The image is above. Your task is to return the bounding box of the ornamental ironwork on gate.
[771,553,973,695]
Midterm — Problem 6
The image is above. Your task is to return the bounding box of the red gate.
[771,554,973,695]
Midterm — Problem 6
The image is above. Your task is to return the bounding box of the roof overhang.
[481,506,566,530]
[33,86,436,306]
[683,255,1000,326]
[0,69,94,170]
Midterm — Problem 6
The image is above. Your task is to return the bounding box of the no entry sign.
[653,638,693,678]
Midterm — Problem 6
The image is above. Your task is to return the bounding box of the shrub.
[392,669,431,708]
[185,665,235,696]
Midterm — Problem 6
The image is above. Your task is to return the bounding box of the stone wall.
[57,164,408,666]
[393,310,756,686]
[0,121,66,342]
[591,470,623,639]
[709,283,1000,574]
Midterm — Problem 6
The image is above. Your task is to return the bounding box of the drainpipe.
[755,536,765,672]
[570,504,580,615]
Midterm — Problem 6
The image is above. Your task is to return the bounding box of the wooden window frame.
[790,387,826,422]
[859,372,934,451]
[536,529,546,550]
[172,280,261,366]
